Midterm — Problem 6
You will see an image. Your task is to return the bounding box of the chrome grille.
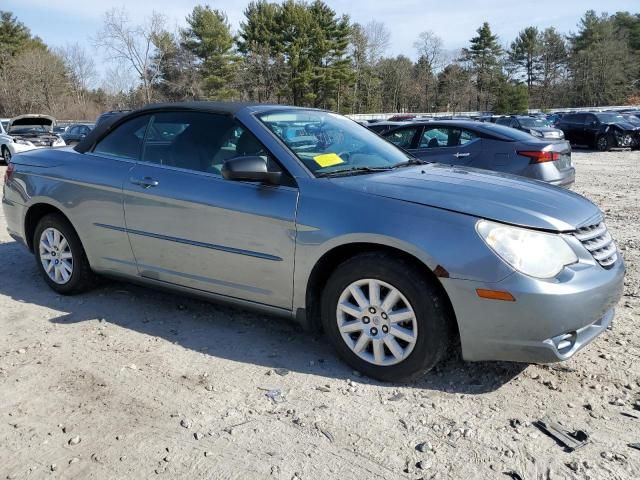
[574,222,617,268]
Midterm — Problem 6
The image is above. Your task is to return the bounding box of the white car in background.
[1,114,66,163]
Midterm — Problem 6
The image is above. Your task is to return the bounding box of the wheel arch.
[24,203,69,252]
[302,242,458,340]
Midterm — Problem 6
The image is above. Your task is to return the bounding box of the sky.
[4,0,638,84]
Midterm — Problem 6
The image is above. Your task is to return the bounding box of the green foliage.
[461,22,504,110]
[508,27,540,88]
[181,5,238,100]
[0,10,46,58]
[493,80,529,114]
[238,0,352,108]
[569,10,637,106]
[2,5,640,118]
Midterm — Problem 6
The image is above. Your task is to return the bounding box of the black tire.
[1,146,10,164]
[596,134,612,152]
[33,213,97,294]
[321,252,454,382]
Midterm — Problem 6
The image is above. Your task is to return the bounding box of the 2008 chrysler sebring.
[2,102,625,381]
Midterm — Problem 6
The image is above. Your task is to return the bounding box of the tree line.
[0,3,639,120]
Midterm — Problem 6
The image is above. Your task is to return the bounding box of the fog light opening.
[554,331,577,354]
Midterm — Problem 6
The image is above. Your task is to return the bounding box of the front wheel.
[1,146,10,163]
[321,252,453,382]
[596,134,612,152]
[34,214,97,294]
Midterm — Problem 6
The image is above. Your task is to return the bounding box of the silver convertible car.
[2,102,625,381]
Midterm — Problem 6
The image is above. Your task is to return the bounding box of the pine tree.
[181,6,238,100]
[461,22,503,111]
[508,27,541,91]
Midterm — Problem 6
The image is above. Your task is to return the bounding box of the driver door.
[122,111,298,309]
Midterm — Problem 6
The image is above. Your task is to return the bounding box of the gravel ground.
[0,150,639,480]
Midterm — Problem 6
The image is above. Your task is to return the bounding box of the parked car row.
[363,108,640,152]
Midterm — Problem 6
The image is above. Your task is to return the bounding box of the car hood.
[331,163,600,232]
[8,114,56,133]
[606,121,640,131]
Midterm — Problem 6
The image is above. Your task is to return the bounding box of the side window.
[141,111,279,176]
[420,127,476,148]
[574,113,586,125]
[385,127,418,148]
[459,129,477,145]
[584,114,597,126]
[67,126,79,135]
[93,115,151,160]
[495,117,510,126]
[510,119,518,128]
[420,128,448,147]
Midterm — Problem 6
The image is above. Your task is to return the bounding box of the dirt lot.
[0,150,639,480]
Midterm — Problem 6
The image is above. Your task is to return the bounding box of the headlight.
[14,138,32,146]
[476,220,578,278]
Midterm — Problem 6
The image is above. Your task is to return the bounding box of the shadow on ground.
[0,239,525,393]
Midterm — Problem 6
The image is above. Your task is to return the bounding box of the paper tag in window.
[313,153,344,168]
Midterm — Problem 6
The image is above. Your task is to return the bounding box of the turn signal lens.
[476,289,515,302]
[517,150,560,163]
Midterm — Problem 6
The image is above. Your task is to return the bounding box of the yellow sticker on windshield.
[314,153,344,168]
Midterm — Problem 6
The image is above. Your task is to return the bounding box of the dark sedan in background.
[495,115,565,140]
[556,112,640,151]
[382,120,575,187]
[61,123,94,146]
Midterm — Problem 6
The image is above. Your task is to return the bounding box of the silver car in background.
[2,102,624,381]
[383,120,575,187]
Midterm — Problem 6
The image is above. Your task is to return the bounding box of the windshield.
[518,117,550,128]
[258,109,412,176]
[624,114,640,126]
[596,113,626,123]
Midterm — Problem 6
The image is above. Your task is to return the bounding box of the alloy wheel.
[336,278,418,366]
[597,136,608,151]
[39,227,73,284]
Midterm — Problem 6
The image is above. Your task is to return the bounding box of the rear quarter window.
[476,123,535,141]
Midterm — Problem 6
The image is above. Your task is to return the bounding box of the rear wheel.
[34,214,96,294]
[321,252,453,382]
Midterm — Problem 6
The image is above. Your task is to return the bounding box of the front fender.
[291,179,513,313]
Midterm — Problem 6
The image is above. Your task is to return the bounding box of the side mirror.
[222,156,282,184]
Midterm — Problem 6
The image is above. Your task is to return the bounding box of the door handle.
[130,176,159,188]
[453,152,470,158]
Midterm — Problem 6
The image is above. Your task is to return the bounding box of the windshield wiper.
[316,166,393,178]
[391,158,429,169]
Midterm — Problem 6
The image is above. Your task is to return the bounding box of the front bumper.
[442,256,625,364]
[9,143,43,155]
